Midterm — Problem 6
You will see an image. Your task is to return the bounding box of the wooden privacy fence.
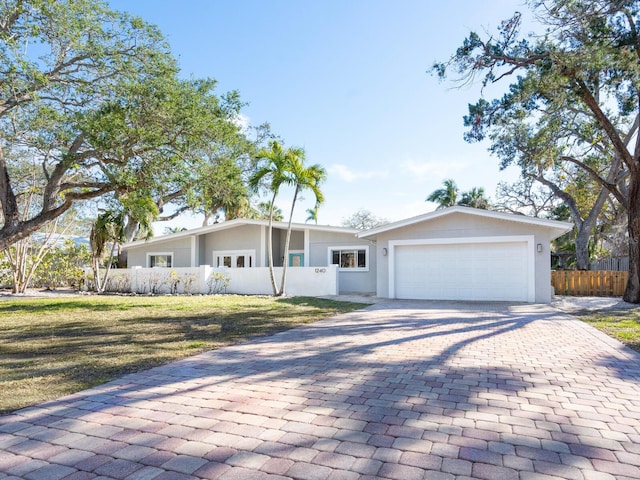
[551,270,628,297]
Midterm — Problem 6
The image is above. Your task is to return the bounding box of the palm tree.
[305,203,320,224]
[90,211,127,293]
[279,155,326,296]
[249,140,298,295]
[459,187,489,209]
[257,202,283,221]
[426,179,459,209]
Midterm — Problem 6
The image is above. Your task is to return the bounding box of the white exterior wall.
[96,265,338,296]
[221,266,338,296]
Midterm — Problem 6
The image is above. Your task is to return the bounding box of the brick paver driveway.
[2,301,640,480]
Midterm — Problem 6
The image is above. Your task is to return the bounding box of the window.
[148,253,172,268]
[329,246,368,271]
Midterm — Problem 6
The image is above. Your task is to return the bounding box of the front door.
[289,253,304,267]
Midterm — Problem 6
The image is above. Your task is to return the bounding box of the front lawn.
[0,295,365,414]
[580,309,640,353]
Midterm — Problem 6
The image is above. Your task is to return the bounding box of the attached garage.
[358,207,573,303]
[392,237,533,302]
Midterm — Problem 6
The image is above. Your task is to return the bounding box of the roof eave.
[358,206,574,239]
[123,219,359,248]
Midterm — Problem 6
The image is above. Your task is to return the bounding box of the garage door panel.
[394,242,529,302]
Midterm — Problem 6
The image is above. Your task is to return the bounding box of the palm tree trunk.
[98,240,119,293]
[267,191,279,295]
[278,186,299,296]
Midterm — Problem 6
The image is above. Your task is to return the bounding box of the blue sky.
[108,0,530,230]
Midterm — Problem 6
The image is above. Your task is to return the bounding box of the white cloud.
[328,163,388,183]
[232,113,250,133]
[401,158,470,180]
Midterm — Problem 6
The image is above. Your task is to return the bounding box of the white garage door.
[394,241,530,301]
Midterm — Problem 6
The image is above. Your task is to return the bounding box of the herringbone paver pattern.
[1,301,640,479]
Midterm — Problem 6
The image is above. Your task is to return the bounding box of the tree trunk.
[117,246,128,268]
[278,187,299,296]
[624,175,640,302]
[0,144,20,233]
[574,231,591,270]
[531,173,611,270]
[116,218,139,268]
[267,192,279,295]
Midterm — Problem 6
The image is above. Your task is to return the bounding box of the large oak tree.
[434,0,640,302]
[0,0,256,255]
[0,0,176,250]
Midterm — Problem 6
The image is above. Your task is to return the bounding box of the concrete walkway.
[2,301,640,480]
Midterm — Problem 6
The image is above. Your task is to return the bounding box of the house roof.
[124,218,360,248]
[357,206,574,240]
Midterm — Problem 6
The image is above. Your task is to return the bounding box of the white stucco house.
[120,206,572,303]
[122,218,376,296]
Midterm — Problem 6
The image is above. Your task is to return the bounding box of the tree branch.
[560,155,626,206]
[157,206,189,221]
[574,78,635,171]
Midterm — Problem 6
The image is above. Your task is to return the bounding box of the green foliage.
[0,0,176,249]
[426,179,459,209]
[33,240,90,290]
[249,141,301,294]
[249,140,327,295]
[433,0,639,197]
[0,0,262,252]
[90,211,126,261]
[433,0,640,277]
[426,179,490,210]
[0,253,11,289]
[255,202,283,221]
[0,238,91,291]
[306,203,320,224]
[458,187,489,209]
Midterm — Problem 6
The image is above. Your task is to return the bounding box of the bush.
[207,272,230,294]
[33,240,91,290]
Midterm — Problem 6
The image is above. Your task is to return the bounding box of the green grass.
[0,294,365,414]
[580,309,640,353]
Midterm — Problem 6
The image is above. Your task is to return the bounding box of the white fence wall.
[92,265,339,296]
[226,266,338,296]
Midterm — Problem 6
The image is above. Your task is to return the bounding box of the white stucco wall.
[222,266,338,296]
[97,265,338,296]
